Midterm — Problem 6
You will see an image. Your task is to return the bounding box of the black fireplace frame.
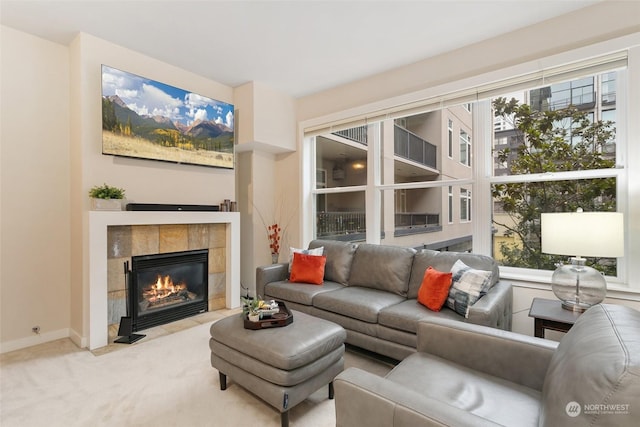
[129,249,209,331]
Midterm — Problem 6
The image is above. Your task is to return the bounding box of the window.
[310,108,472,251]
[448,186,453,223]
[491,71,621,277]
[313,133,368,241]
[601,72,616,104]
[448,119,453,158]
[460,188,471,222]
[460,130,471,166]
[303,43,636,289]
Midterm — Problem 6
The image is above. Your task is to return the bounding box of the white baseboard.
[68,328,87,349]
[0,328,72,354]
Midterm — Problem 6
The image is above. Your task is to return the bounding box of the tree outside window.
[491,78,617,275]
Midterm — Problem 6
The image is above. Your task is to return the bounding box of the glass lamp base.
[551,257,606,313]
[560,300,592,312]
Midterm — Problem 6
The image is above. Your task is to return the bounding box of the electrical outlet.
[32,326,40,334]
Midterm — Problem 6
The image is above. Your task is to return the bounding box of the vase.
[271,253,279,264]
[248,313,260,322]
[91,198,124,211]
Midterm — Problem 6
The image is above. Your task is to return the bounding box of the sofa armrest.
[334,368,501,427]
[417,318,557,391]
[467,280,513,330]
[255,263,289,298]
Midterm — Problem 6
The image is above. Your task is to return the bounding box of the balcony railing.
[333,127,368,145]
[395,212,442,237]
[332,125,437,170]
[317,211,366,240]
[394,125,437,169]
[316,211,441,240]
[395,212,439,229]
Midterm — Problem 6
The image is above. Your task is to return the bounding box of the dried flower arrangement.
[267,223,282,256]
[253,196,294,263]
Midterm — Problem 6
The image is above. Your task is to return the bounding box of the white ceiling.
[0,0,601,98]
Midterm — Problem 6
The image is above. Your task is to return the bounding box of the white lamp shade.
[541,212,624,258]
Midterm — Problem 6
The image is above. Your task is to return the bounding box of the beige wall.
[1,27,71,348]
[68,33,237,345]
[297,2,640,122]
[0,28,238,351]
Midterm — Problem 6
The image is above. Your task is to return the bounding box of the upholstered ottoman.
[209,310,346,427]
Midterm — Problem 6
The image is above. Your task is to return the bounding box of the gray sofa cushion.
[379,299,463,334]
[407,249,499,299]
[309,239,357,285]
[540,304,640,426]
[348,243,416,296]
[264,280,345,306]
[387,352,541,427]
[313,286,406,323]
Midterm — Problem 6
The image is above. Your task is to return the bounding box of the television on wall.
[101,65,235,169]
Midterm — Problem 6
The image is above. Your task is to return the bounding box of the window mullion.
[473,100,492,255]
[366,123,381,244]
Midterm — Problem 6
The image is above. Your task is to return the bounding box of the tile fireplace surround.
[88,211,240,350]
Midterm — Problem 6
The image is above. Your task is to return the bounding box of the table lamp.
[541,209,624,312]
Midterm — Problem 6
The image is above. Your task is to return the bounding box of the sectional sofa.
[334,304,640,427]
[256,239,512,361]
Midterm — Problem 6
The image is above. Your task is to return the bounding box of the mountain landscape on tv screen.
[102,95,234,168]
[101,65,235,169]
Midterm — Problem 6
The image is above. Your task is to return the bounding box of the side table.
[528,297,582,338]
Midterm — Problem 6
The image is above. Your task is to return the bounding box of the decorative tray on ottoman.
[243,300,294,330]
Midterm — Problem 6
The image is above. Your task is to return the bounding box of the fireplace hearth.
[128,249,209,331]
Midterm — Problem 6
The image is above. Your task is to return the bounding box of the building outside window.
[314,133,367,241]
[312,105,472,251]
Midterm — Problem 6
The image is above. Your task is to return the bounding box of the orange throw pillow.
[289,252,327,285]
[417,266,453,311]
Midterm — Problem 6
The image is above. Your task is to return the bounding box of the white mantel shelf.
[88,211,241,350]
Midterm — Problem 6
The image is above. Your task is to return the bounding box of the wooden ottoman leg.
[281,410,289,427]
[219,372,227,390]
[328,381,334,399]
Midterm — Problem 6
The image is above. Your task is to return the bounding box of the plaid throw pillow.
[446,259,493,318]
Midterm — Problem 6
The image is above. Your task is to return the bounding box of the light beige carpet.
[0,314,394,427]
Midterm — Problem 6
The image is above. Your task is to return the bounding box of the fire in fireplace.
[128,249,208,331]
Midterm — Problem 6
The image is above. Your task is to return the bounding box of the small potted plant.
[89,183,126,211]
[240,296,262,322]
